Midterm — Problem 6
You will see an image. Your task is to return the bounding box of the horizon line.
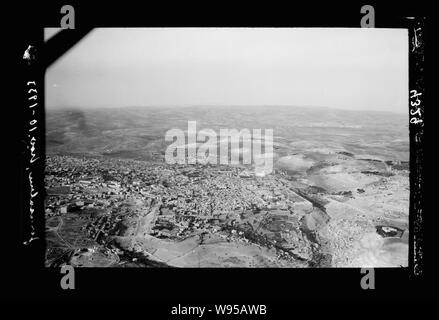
[45,104,409,115]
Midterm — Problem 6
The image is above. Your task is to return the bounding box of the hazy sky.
[45,28,408,113]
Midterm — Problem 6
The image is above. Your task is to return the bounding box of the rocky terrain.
[45,152,408,268]
[45,106,409,268]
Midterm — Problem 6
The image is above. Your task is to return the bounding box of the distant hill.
[46,106,409,162]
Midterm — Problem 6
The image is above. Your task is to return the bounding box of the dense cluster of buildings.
[45,154,302,242]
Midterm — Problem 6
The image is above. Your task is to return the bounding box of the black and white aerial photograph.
[43,27,410,269]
